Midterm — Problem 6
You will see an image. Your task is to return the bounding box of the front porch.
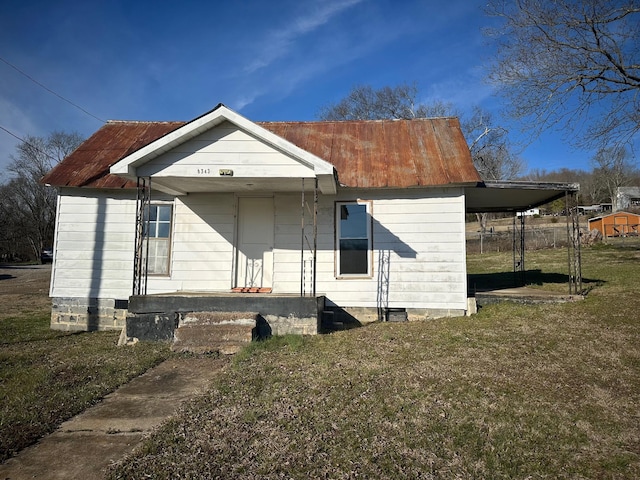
[124,292,327,351]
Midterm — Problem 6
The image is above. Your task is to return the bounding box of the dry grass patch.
[109,243,640,479]
[0,265,172,462]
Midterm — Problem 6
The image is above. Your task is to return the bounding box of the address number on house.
[196,168,211,174]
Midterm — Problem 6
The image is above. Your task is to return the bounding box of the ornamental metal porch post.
[300,178,319,297]
[133,177,151,296]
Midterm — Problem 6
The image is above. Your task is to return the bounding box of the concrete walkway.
[0,356,227,479]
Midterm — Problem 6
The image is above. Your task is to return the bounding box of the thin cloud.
[243,0,364,74]
[0,96,44,171]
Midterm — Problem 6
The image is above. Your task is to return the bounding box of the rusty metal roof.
[42,121,185,188]
[42,116,480,189]
[260,118,480,188]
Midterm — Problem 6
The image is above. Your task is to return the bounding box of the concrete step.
[172,311,258,355]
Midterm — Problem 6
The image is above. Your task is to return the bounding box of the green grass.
[0,313,171,462]
[108,241,640,479]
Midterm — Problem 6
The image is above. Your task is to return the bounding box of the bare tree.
[486,0,640,149]
[0,131,83,261]
[462,106,525,241]
[463,106,524,181]
[318,83,457,121]
[591,145,636,208]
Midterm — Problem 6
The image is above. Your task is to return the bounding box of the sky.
[0,0,622,178]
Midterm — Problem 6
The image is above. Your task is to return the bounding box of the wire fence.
[466,227,576,254]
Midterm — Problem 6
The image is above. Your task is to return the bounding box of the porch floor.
[473,286,583,306]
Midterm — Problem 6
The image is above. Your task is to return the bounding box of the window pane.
[157,222,170,238]
[148,206,158,222]
[340,239,368,274]
[158,206,171,222]
[147,238,169,275]
[340,204,367,238]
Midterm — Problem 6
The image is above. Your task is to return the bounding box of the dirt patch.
[0,264,52,318]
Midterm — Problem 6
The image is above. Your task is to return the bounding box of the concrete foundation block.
[125,313,178,342]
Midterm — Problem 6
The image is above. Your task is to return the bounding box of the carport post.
[513,212,525,286]
[565,191,583,295]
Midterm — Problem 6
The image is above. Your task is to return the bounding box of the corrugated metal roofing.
[42,116,480,189]
[261,118,480,188]
[42,121,185,188]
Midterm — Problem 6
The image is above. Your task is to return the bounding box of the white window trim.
[335,200,373,278]
[145,202,174,277]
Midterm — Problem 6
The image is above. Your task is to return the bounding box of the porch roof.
[41,104,481,192]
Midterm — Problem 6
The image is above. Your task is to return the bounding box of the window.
[336,201,371,276]
[145,204,172,275]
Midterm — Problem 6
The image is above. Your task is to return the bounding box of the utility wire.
[0,55,105,123]
[0,124,28,143]
[0,124,61,164]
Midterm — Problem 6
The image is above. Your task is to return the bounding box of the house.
[41,104,577,339]
[615,187,640,212]
[588,211,640,237]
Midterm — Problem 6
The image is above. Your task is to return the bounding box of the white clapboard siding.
[145,193,236,292]
[272,188,468,310]
[53,185,469,312]
[137,121,315,179]
[51,189,137,299]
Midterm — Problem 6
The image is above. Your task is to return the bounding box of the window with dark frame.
[145,204,172,275]
[336,201,371,276]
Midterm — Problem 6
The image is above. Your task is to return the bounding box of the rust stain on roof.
[42,121,185,188]
[260,118,480,188]
[42,117,480,189]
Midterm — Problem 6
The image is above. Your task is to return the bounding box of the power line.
[0,55,105,123]
[0,124,61,163]
[0,124,26,143]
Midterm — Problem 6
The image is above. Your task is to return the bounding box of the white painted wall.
[53,186,468,312]
[273,188,468,311]
[51,189,137,299]
[146,193,236,293]
[137,121,315,179]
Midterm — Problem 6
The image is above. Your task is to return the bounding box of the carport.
[465,181,582,295]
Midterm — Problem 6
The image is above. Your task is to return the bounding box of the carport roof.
[465,181,580,213]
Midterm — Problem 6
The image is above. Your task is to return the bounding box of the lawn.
[0,266,172,462]
[108,241,640,479]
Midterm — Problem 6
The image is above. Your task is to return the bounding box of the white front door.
[236,197,274,289]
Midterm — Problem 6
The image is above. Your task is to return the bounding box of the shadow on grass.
[468,269,604,293]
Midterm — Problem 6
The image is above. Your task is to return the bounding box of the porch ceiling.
[465,181,580,213]
[151,176,324,195]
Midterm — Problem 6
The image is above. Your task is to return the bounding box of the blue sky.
[0,0,613,177]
